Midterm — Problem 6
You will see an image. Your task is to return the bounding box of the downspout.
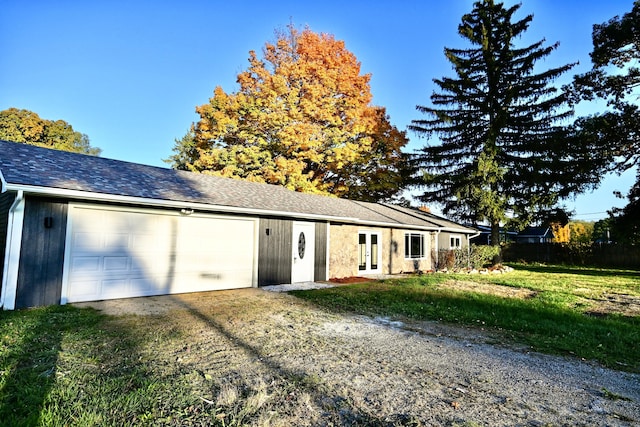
[433,229,441,270]
[1,190,25,310]
[325,222,330,281]
[467,231,481,269]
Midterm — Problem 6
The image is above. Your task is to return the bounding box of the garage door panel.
[103,233,130,250]
[172,216,254,292]
[71,209,104,230]
[66,206,256,303]
[67,279,100,301]
[103,256,129,271]
[73,232,102,251]
[70,257,101,273]
[172,272,251,293]
[101,278,129,299]
[131,233,160,251]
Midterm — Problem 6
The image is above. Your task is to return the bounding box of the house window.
[405,233,425,259]
[450,236,462,249]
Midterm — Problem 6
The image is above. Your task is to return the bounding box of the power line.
[573,211,609,217]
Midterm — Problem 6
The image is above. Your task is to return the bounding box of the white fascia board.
[344,219,440,232]
[341,219,477,234]
[5,183,356,223]
[377,203,477,234]
[438,226,479,234]
[6,183,479,234]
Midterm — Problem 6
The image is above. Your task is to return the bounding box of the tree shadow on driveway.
[167,292,415,426]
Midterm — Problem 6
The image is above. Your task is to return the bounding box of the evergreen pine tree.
[410,0,595,248]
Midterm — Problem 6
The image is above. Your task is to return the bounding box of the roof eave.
[5,183,356,223]
[342,218,439,232]
[4,183,479,234]
[439,226,478,234]
[378,202,476,233]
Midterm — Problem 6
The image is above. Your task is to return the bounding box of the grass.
[0,306,218,426]
[0,264,638,425]
[0,303,368,426]
[291,264,640,372]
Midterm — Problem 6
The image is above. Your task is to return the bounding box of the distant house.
[470,225,518,245]
[0,140,477,310]
[515,227,554,244]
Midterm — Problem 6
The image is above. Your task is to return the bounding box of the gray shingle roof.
[517,227,553,237]
[0,140,475,232]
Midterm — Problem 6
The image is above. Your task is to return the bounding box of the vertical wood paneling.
[314,222,327,281]
[0,191,16,290]
[15,197,68,308]
[258,218,292,286]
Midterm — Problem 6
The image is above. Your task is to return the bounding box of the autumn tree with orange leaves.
[169,26,410,201]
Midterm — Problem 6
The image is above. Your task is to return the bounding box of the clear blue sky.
[1,0,636,221]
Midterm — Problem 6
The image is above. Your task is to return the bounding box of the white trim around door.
[291,222,316,283]
[358,231,381,274]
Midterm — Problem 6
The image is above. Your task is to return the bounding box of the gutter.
[6,183,355,223]
[467,230,481,269]
[6,183,447,232]
[1,190,24,310]
[434,229,441,269]
[468,230,481,242]
[380,203,478,234]
[340,218,442,232]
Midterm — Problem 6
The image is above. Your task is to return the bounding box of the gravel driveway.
[76,288,640,426]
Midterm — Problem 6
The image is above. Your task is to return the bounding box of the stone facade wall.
[329,224,359,278]
[328,225,435,278]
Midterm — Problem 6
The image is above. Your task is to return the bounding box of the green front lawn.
[0,264,637,426]
[0,306,198,426]
[291,264,640,372]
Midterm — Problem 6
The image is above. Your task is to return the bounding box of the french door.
[358,231,381,274]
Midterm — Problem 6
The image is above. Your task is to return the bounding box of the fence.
[502,243,640,269]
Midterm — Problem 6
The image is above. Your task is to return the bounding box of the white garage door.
[63,204,256,303]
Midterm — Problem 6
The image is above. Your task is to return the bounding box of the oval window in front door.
[298,232,306,259]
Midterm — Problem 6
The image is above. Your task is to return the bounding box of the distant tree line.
[0,108,100,155]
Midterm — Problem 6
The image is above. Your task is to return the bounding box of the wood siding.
[0,191,16,291]
[15,197,68,308]
[258,218,292,286]
[438,231,468,250]
[258,219,328,285]
[314,222,327,281]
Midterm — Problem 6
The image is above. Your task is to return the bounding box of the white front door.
[291,222,315,283]
[358,231,381,274]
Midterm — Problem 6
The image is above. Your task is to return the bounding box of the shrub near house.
[434,245,501,271]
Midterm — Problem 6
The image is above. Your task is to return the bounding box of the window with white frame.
[450,235,462,249]
[405,233,426,259]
